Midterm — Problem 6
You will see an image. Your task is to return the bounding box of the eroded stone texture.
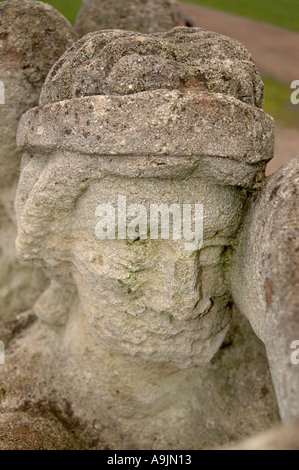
[40,27,265,108]
[75,0,182,37]
[0,411,83,450]
[1,27,278,448]
[230,157,299,422]
[0,0,78,319]
[0,306,280,450]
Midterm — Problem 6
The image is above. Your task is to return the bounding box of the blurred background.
[2,0,299,174]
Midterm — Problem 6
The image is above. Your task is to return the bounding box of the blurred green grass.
[6,0,298,31]
[2,0,298,31]
[0,0,82,24]
[182,0,299,32]
[41,0,82,24]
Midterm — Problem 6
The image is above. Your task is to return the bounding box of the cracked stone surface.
[40,27,265,108]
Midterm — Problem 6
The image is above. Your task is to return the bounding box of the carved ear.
[230,157,299,422]
[15,153,100,272]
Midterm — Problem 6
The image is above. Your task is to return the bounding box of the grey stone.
[0,0,78,319]
[75,0,182,37]
[4,22,299,449]
[0,27,280,448]
[40,27,265,109]
[15,29,275,370]
[230,157,299,422]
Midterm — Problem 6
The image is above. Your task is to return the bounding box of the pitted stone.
[40,28,265,108]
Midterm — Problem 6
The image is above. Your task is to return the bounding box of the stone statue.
[75,0,182,36]
[0,27,297,450]
[0,0,77,320]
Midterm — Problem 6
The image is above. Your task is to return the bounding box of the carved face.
[16,150,246,368]
[72,176,246,368]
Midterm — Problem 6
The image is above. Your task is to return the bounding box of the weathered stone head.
[75,0,182,37]
[0,0,77,318]
[0,0,77,188]
[16,28,274,369]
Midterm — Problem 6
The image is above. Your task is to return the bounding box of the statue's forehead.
[74,177,245,246]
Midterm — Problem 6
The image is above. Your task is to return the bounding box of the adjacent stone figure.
[0,27,297,449]
[0,0,77,320]
[75,0,182,36]
[231,157,299,422]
